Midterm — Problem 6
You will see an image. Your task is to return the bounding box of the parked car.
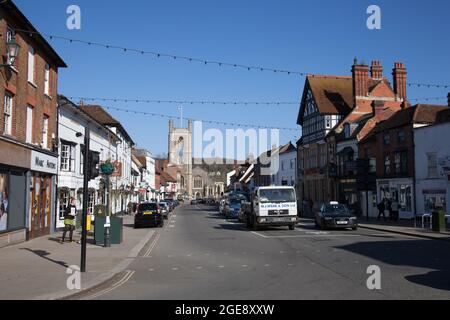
[158,202,171,219]
[164,199,175,211]
[315,202,358,231]
[191,199,199,205]
[134,203,164,228]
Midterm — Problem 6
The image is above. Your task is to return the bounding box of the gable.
[369,81,396,99]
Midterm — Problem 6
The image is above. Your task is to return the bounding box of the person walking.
[61,197,77,244]
[377,199,386,221]
[386,199,393,221]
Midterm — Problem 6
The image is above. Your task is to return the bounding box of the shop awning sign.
[31,151,58,175]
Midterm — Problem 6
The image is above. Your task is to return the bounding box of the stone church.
[168,120,234,199]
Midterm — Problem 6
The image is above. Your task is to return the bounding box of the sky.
[13,0,450,158]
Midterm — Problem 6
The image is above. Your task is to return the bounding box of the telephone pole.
[80,127,90,273]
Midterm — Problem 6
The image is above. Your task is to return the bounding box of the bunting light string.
[15,28,450,89]
[100,105,299,132]
[68,96,299,106]
[409,96,448,102]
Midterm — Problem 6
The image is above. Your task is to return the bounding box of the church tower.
[168,119,193,198]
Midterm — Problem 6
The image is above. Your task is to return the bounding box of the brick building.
[296,60,407,213]
[0,1,66,246]
[359,103,448,219]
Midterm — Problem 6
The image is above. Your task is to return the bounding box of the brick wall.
[0,16,60,150]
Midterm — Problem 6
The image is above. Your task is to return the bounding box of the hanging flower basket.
[100,160,115,176]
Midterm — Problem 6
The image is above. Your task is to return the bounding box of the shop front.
[29,151,58,239]
[0,138,30,247]
[377,178,415,219]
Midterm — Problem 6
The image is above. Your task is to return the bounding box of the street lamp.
[1,35,20,68]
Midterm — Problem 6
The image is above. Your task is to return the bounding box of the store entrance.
[30,174,52,239]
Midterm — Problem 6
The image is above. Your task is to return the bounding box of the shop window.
[424,193,447,213]
[0,173,9,232]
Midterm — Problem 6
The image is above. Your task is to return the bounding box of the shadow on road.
[336,239,450,291]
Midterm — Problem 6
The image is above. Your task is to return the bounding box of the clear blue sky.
[14,0,450,157]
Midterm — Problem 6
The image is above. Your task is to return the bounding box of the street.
[76,204,450,300]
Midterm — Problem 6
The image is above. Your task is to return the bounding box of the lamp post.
[100,161,114,248]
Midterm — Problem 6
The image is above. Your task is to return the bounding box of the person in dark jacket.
[377,199,386,221]
[61,197,77,243]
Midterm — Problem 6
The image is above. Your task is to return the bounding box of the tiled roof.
[307,75,354,115]
[361,104,448,142]
[80,105,135,145]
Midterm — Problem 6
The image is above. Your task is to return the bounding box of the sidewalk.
[0,215,155,300]
[359,218,450,242]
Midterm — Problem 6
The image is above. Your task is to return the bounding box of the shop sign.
[31,151,58,175]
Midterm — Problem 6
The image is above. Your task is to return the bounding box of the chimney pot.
[392,62,407,101]
[352,63,369,97]
[371,60,383,79]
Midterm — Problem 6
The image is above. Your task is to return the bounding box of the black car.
[134,203,164,228]
[315,202,358,231]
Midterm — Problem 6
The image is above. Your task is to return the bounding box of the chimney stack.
[392,62,407,101]
[372,100,385,116]
[371,60,383,79]
[352,60,369,98]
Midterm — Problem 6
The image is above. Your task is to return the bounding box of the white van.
[242,186,298,230]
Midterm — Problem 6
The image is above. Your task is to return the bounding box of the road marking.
[172,267,179,271]
[149,268,155,272]
[143,232,161,257]
[264,264,270,267]
[196,266,203,270]
[82,270,135,300]
[218,266,225,269]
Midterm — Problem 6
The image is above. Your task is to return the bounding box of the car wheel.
[289,225,295,231]
[246,216,252,229]
[320,220,327,230]
[352,226,358,231]
[252,217,259,231]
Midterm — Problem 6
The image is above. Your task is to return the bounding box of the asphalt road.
[91,204,450,300]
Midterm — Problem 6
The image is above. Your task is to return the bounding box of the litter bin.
[94,216,123,245]
[432,210,446,232]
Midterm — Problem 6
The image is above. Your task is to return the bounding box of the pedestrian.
[61,197,77,244]
[391,200,399,222]
[386,199,393,221]
[377,199,386,221]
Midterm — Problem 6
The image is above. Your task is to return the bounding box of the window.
[28,47,35,84]
[427,153,438,178]
[26,106,33,143]
[424,192,447,213]
[42,116,49,149]
[58,189,70,221]
[194,177,203,189]
[398,130,406,143]
[80,145,85,174]
[290,159,295,170]
[3,92,13,135]
[44,64,50,96]
[383,133,391,145]
[60,142,75,172]
[384,156,391,175]
[88,192,95,215]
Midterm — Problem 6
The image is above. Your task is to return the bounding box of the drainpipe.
[412,127,418,227]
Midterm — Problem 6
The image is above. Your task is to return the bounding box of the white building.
[415,108,450,216]
[133,149,156,201]
[80,105,135,214]
[57,96,120,228]
[272,143,297,187]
